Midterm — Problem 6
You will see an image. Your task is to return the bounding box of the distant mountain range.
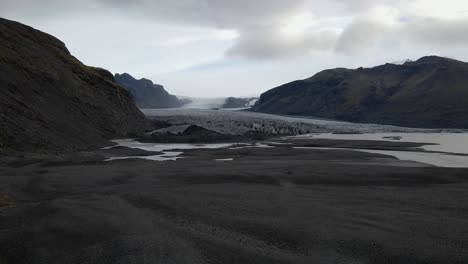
[222,97,258,109]
[0,18,149,151]
[114,73,189,109]
[252,56,468,128]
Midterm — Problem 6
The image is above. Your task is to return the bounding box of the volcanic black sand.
[1,139,468,264]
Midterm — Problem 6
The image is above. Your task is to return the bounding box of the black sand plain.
[1,139,468,264]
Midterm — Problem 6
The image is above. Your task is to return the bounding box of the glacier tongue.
[142,108,435,136]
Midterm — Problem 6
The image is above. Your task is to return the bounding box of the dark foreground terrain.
[1,140,467,264]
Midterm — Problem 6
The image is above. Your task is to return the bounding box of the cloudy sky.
[2,0,468,97]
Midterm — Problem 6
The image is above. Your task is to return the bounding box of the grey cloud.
[335,20,389,54]
[1,0,314,60]
[0,0,101,20]
[404,17,468,47]
[3,0,468,60]
[98,0,307,28]
[331,0,405,14]
[335,16,468,55]
[97,0,326,60]
[227,27,338,59]
[0,0,398,59]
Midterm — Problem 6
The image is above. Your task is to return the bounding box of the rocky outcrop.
[222,97,258,109]
[0,18,150,151]
[142,125,241,143]
[115,73,188,109]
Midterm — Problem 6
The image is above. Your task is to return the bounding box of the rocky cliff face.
[252,56,468,128]
[0,18,150,151]
[115,73,187,109]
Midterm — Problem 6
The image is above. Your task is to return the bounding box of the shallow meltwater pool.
[294,133,468,168]
[107,151,184,161]
[105,139,240,161]
[303,133,468,154]
[294,147,468,168]
[106,133,468,168]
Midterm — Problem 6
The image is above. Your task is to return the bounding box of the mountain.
[222,97,258,109]
[114,73,188,109]
[0,18,150,151]
[252,56,468,128]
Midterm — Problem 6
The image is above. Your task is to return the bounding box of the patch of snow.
[247,98,258,107]
[390,59,413,65]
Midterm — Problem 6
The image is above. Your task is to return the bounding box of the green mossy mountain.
[252,56,468,128]
[0,18,150,151]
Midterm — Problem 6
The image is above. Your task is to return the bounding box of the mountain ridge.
[114,73,189,109]
[251,56,468,128]
[0,17,150,151]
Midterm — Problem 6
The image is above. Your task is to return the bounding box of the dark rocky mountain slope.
[115,73,189,109]
[222,97,258,109]
[0,18,150,151]
[252,56,468,128]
